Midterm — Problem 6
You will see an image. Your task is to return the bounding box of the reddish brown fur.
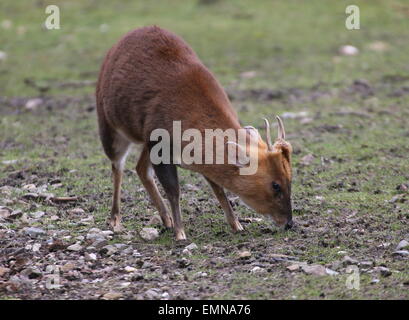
[96,26,293,239]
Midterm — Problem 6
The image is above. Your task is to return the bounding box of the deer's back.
[96,26,239,143]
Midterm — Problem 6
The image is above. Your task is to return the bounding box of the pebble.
[342,255,359,266]
[0,267,11,277]
[339,45,359,56]
[392,250,409,257]
[23,227,46,238]
[194,271,208,278]
[67,243,83,252]
[119,282,131,288]
[61,262,76,272]
[140,227,159,241]
[237,250,251,259]
[185,243,198,252]
[100,245,117,256]
[0,50,7,61]
[25,98,43,111]
[68,208,85,215]
[145,288,161,299]
[20,267,42,279]
[148,215,162,225]
[250,266,264,274]
[91,239,108,249]
[124,266,137,273]
[396,240,409,251]
[102,291,123,300]
[32,243,41,252]
[373,266,392,277]
[177,258,190,268]
[301,264,327,276]
[85,252,97,261]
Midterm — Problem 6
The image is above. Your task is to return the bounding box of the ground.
[0,0,408,300]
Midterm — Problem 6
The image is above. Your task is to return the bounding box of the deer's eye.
[272,182,281,193]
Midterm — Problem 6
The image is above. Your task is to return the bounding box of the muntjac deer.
[96,26,293,240]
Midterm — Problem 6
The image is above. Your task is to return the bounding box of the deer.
[96,26,293,241]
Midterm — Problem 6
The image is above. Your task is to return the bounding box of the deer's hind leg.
[99,122,131,233]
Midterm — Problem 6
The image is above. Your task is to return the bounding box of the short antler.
[276,115,285,140]
[263,118,273,151]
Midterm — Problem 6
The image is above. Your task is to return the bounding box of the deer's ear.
[272,140,292,164]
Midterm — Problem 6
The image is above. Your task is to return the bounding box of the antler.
[276,115,285,140]
[263,118,273,151]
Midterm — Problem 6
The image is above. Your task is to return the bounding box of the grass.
[0,0,408,300]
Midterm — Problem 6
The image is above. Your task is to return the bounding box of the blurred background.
[0,0,408,97]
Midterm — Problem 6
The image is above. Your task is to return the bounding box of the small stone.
[68,208,85,215]
[182,249,192,256]
[119,282,131,288]
[25,98,43,111]
[286,263,304,272]
[23,227,46,238]
[185,243,198,252]
[342,255,359,266]
[85,252,97,261]
[147,215,162,225]
[0,267,10,277]
[396,240,409,251]
[300,154,315,166]
[102,291,123,300]
[301,264,327,276]
[374,266,392,277]
[30,211,45,219]
[20,267,42,279]
[370,278,380,284]
[101,230,114,237]
[161,292,170,299]
[32,243,41,252]
[177,258,190,268]
[124,266,137,273]
[22,184,36,191]
[194,271,208,278]
[114,243,127,251]
[100,245,117,256]
[240,70,257,79]
[359,261,374,267]
[145,288,161,299]
[0,50,7,61]
[0,208,11,219]
[139,227,159,241]
[396,184,408,192]
[250,266,264,274]
[88,228,102,234]
[237,250,251,259]
[185,184,200,191]
[67,243,83,252]
[61,262,76,272]
[325,268,339,276]
[339,45,359,56]
[91,239,108,249]
[367,41,389,52]
[392,250,409,257]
